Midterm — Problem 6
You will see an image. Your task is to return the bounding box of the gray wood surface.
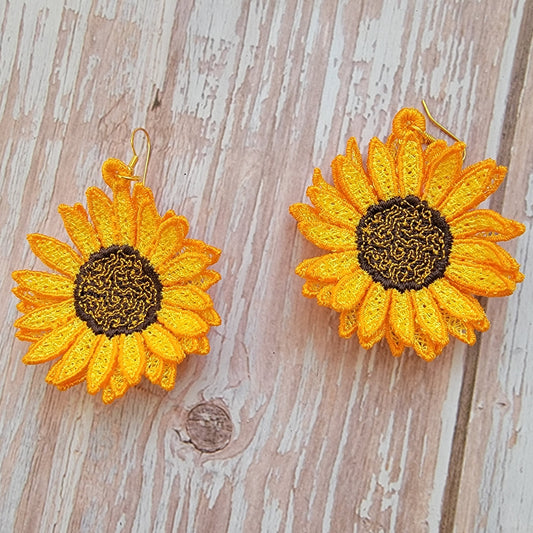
[1,1,532,531]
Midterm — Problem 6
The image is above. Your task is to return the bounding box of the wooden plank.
[453,4,533,531]
[0,1,530,531]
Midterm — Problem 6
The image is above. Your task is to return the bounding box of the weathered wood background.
[1,1,532,531]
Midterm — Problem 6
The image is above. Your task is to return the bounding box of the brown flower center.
[356,196,452,292]
[74,245,162,337]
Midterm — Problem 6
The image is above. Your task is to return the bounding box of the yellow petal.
[423,142,465,207]
[312,167,343,197]
[86,187,120,247]
[473,314,490,332]
[429,278,486,322]
[297,220,357,251]
[22,317,86,364]
[331,153,377,213]
[27,234,83,278]
[306,186,361,230]
[58,203,101,260]
[450,209,525,242]
[45,358,65,385]
[145,352,164,383]
[385,326,405,357]
[132,182,156,209]
[367,138,399,200]
[142,323,186,363]
[49,364,87,391]
[358,324,385,350]
[451,239,522,279]
[413,330,440,361]
[147,216,189,268]
[53,327,97,385]
[338,308,359,338]
[295,257,320,278]
[101,159,136,244]
[87,335,117,394]
[316,285,334,307]
[160,362,177,391]
[161,209,177,221]
[289,203,322,224]
[423,140,448,170]
[413,288,448,345]
[331,269,372,311]
[180,239,221,265]
[445,259,516,297]
[102,385,116,404]
[133,184,161,255]
[301,280,328,298]
[345,137,364,168]
[14,299,76,331]
[159,252,212,285]
[119,332,145,386]
[442,312,476,345]
[17,301,37,314]
[196,336,210,355]
[157,304,208,337]
[437,160,506,220]
[302,251,360,282]
[12,270,73,299]
[16,329,49,342]
[389,289,415,345]
[187,270,221,290]
[180,337,199,354]
[114,187,136,245]
[110,367,129,398]
[12,286,54,307]
[397,135,423,196]
[198,307,221,326]
[357,282,391,342]
[163,285,213,311]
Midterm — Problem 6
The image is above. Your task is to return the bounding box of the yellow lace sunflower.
[13,157,221,403]
[290,108,525,360]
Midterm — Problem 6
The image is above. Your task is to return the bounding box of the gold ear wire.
[420,100,465,160]
[118,128,152,185]
[421,100,463,144]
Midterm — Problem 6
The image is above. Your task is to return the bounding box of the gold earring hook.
[420,100,465,160]
[421,100,463,144]
[119,127,152,185]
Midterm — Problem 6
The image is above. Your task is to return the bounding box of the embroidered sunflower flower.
[13,158,221,403]
[290,108,525,360]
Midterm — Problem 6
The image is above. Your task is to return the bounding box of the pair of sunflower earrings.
[12,106,525,404]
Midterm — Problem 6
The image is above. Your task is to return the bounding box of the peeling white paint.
[1,1,530,531]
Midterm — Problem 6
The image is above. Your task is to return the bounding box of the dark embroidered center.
[74,245,162,338]
[356,196,452,292]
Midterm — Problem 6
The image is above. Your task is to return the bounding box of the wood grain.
[453,3,533,530]
[1,1,532,532]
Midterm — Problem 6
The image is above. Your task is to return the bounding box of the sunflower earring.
[12,129,221,403]
[290,103,525,361]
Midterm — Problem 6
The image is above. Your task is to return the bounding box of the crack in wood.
[439,2,533,530]
[151,89,161,111]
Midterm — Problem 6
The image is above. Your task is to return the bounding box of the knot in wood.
[186,402,233,453]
